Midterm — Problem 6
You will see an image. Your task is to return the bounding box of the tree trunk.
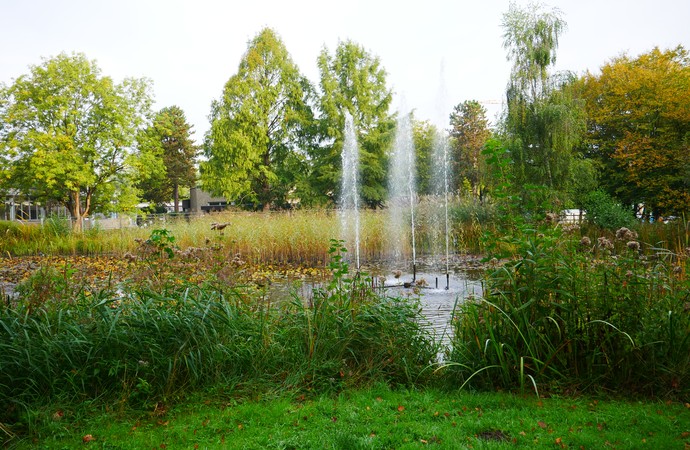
[68,191,82,232]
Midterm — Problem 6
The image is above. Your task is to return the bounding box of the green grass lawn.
[9,385,689,449]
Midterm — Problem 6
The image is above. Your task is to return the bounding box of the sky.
[1,0,689,143]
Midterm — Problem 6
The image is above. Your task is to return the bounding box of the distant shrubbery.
[582,190,637,230]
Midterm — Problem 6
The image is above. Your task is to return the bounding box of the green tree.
[0,52,152,229]
[311,40,394,208]
[580,46,690,218]
[139,106,198,212]
[501,2,586,211]
[449,100,491,196]
[412,119,437,196]
[201,28,314,210]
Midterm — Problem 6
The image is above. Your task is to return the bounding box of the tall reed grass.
[0,203,493,264]
[445,224,690,397]
[0,240,436,425]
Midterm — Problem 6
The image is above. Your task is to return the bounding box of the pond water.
[358,256,484,344]
[264,255,485,345]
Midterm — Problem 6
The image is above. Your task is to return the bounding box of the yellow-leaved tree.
[581,46,690,218]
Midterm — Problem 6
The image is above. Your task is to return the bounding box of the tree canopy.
[0,52,152,228]
[310,40,394,208]
[201,28,314,210]
[501,2,586,210]
[580,46,690,218]
[449,100,491,196]
[139,106,198,212]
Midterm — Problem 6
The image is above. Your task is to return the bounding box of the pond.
[264,254,485,344]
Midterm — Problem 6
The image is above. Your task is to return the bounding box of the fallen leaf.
[538,421,547,429]
[82,434,95,443]
[397,405,405,412]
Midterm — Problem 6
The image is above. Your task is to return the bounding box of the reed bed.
[0,240,436,426]
[445,224,690,397]
[0,205,493,263]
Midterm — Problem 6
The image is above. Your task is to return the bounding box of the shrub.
[582,190,636,230]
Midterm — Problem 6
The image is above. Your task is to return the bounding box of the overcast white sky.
[2,0,689,142]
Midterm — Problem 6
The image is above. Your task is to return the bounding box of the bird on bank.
[210,222,230,231]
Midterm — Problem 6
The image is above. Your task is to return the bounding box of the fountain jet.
[339,111,361,270]
[388,109,417,278]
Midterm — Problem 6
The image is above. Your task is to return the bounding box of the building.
[182,187,230,213]
[2,189,68,222]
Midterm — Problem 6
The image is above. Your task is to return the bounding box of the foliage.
[0,52,152,229]
[201,28,315,210]
[0,241,434,427]
[13,264,84,313]
[285,239,436,390]
[582,190,636,230]
[479,137,517,215]
[579,46,690,218]
[138,106,198,212]
[501,3,587,211]
[0,220,21,238]
[446,224,690,397]
[42,215,71,238]
[412,119,437,196]
[449,100,491,196]
[501,1,565,102]
[310,40,395,208]
[144,228,177,259]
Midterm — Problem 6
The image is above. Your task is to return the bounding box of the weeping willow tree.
[501,2,588,211]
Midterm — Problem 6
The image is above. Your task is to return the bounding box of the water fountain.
[333,98,481,344]
[387,109,417,281]
[338,111,361,270]
[431,129,451,289]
